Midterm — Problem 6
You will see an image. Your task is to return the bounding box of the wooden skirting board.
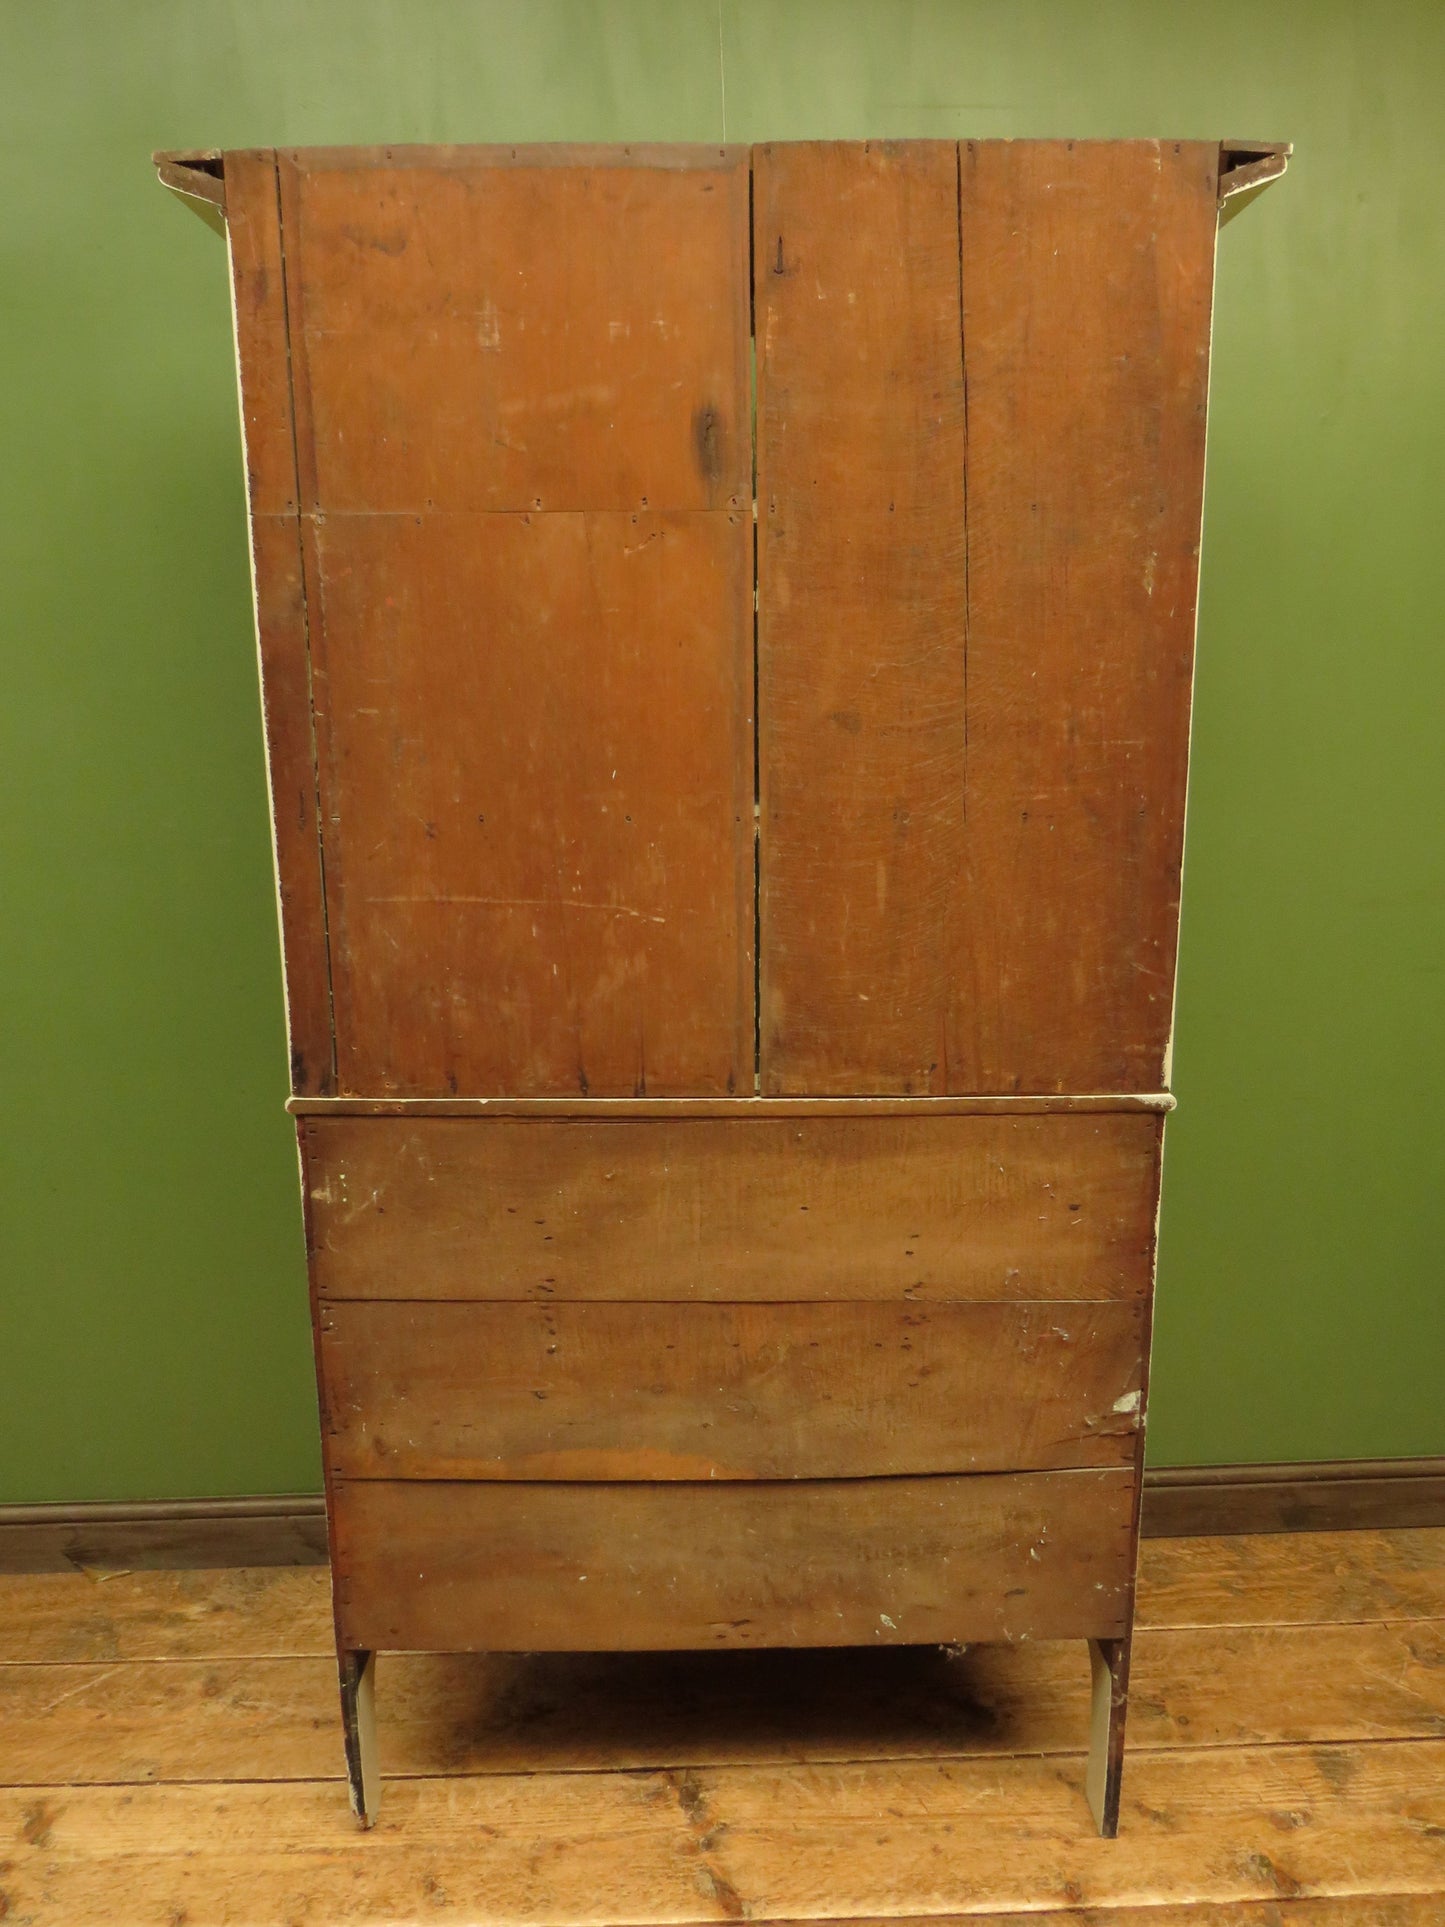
[1,1461,1441,1573]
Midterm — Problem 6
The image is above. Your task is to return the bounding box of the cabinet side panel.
[332,1471,1135,1651]
[225,150,335,1094]
[275,150,754,1097]
[954,139,1220,1092]
[755,140,968,1095]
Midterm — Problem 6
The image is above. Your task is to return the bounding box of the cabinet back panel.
[754,140,968,1094]
[755,139,1219,1094]
[956,139,1219,1092]
[319,1298,1144,1481]
[281,147,751,516]
[304,508,753,1097]
[253,149,755,1096]
[332,1471,1135,1652]
[303,1111,1162,1303]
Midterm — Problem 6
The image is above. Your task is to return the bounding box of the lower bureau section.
[319,1299,1144,1480]
[331,1469,1135,1653]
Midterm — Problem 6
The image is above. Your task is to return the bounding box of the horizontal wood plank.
[6,1742,1445,1922]
[678,1743,1445,1918]
[304,1112,1162,1303]
[288,1092,1176,1116]
[5,1619,1444,1785]
[949,1904,1445,1926]
[331,1471,1135,1652]
[0,1567,334,1663]
[1137,1526,1445,1630]
[320,1299,1143,1480]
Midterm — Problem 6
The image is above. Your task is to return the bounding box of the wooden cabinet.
[157,136,1287,1834]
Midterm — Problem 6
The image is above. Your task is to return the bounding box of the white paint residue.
[1112,1390,1142,1415]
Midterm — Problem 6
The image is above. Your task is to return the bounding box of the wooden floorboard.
[2,1530,1443,1924]
[722,1906,1445,1926]
[0,1564,334,1663]
[7,1528,1442,1664]
[5,1744,1445,1922]
[1136,1527,1445,1626]
[4,1619,1445,1786]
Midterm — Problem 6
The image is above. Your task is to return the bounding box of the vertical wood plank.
[954,138,1221,1092]
[273,148,755,1097]
[302,509,752,1098]
[223,149,335,1094]
[755,139,1220,1096]
[755,140,967,1094]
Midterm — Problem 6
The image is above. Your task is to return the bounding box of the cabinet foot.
[339,1648,379,1827]
[1085,1633,1131,1837]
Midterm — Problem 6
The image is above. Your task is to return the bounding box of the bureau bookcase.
[157,137,1287,1833]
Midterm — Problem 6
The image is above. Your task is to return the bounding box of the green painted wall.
[2,1,1441,1502]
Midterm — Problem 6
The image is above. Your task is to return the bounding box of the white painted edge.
[225,220,298,1090]
[1162,186,1225,1097]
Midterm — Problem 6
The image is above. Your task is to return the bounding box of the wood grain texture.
[954,139,1220,1093]
[952,1906,1445,1926]
[305,508,752,1097]
[754,139,967,1094]
[222,151,295,519]
[1137,1527,1445,1630]
[903,1908,1443,1927]
[303,1111,1162,1304]
[753,139,1220,1095]
[271,148,753,1096]
[0,1567,334,1663]
[8,1619,1445,1786]
[5,1743,1444,1924]
[330,1470,1135,1652]
[8,1519,1445,1921]
[629,1746,1445,1918]
[318,1299,1144,1481]
[223,149,335,1093]
[9,1529,1440,1663]
[280,145,749,514]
